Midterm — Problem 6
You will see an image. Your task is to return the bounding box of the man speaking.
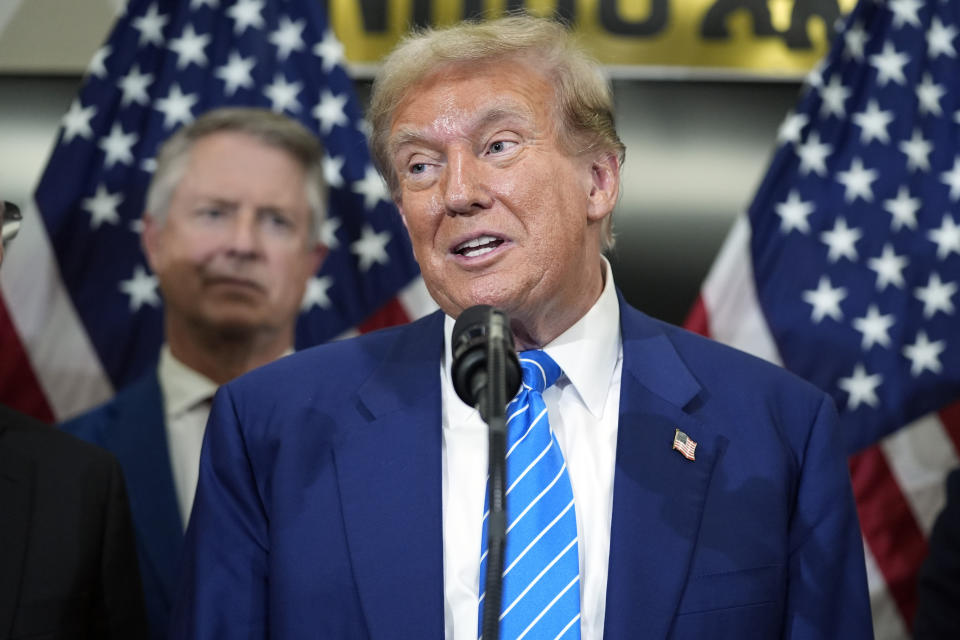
[172,15,872,639]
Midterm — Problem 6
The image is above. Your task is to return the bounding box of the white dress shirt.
[441,259,623,640]
[157,345,218,529]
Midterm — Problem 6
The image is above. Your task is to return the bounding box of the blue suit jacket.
[61,372,182,640]
[172,298,873,639]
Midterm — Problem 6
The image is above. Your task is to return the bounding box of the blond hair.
[368,14,624,249]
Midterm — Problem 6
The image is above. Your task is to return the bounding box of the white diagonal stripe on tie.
[506,462,567,535]
[481,404,542,523]
[503,499,575,577]
[507,402,530,424]
[506,438,554,495]
[515,575,580,640]
[553,613,581,640]
[506,407,547,458]
[500,536,578,620]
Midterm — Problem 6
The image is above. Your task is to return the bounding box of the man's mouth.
[205,275,264,292]
[452,235,504,259]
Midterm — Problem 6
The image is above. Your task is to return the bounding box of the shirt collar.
[442,257,621,419]
[157,344,219,418]
[540,257,621,418]
[157,344,297,417]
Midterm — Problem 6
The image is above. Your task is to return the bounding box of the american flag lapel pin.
[673,428,697,461]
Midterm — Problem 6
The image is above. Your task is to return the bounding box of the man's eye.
[488,140,515,155]
[410,162,427,174]
[198,207,223,219]
[263,211,293,229]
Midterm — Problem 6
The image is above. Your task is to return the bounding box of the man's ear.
[140,213,161,272]
[586,153,621,223]
[307,241,328,274]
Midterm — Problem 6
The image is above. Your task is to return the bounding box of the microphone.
[451,305,521,418]
[451,305,521,640]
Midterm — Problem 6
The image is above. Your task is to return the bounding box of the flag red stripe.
[357,296,412,334]
[850,446,927,627]
[0,295,55,423]
[938,400,960,456]
[684,295,709,338]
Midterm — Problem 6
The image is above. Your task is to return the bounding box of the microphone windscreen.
[451,305,520,410]
[451,305,493,406]
[452,304,493,348]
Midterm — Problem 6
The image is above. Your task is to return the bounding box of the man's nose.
[442,150,493,215]
[224,211,261,257]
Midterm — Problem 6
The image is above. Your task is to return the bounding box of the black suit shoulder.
[2,403,120,468]
[915,468,960,639]
[0,404,148,640]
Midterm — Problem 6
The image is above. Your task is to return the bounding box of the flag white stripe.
[0,202,112,420]
[880,411,959,534]
[863,543,911,640]
[700,215,783,365]
[396,275,437,318]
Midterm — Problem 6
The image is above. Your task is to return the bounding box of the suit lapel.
[0,421,33,638]
[335,312,446,638]
[104,374,184,608]
[603,300,725,638]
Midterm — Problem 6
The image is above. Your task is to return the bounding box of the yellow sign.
[331,0,857,78]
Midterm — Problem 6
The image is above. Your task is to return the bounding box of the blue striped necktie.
[478,350,581,640]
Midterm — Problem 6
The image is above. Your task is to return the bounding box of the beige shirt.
[157,345,296,528]
[157,345,218,529]
[441,259,623,640]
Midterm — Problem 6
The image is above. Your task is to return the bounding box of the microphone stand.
[479,318,509,640]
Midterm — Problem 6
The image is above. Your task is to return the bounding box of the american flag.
[0,0,436,424]
[672,428,697,461]
[686,0,960,636]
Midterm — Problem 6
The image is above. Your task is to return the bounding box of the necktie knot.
[517,350,562,394]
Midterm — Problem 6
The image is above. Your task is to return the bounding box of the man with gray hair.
[173,15,871,639]
[63,107,327,640]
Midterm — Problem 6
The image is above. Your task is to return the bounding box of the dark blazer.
[915,468,960,639]
[0,403,147,639]
[171,297,873,638]
[61,373,182,640]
